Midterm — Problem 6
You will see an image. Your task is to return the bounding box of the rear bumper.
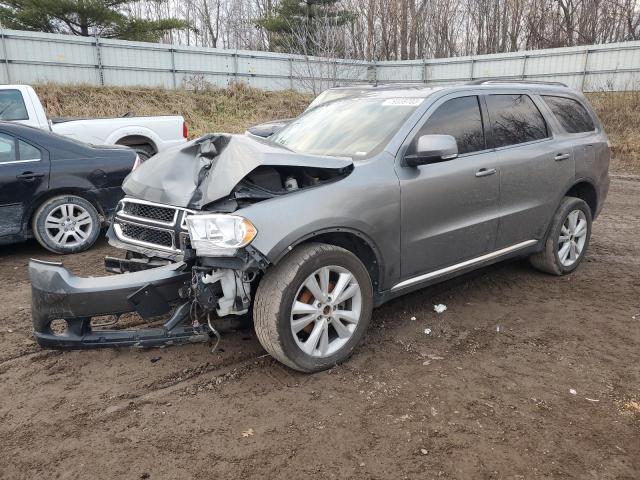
[29,259,206,349]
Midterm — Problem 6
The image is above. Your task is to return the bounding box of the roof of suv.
[323,80,573,99]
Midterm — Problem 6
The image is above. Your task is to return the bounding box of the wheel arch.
[564,179,598,217]
[538,179,598,251]
[271,228,384,292]
[115,134,157,154]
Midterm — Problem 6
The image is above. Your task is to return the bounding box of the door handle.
[16,172,45,181]
[475,168,497,177]
[554,153,571,161]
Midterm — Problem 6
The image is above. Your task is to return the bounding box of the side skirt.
[374,240,538,306]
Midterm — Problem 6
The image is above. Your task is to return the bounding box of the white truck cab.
[0,85,187,159]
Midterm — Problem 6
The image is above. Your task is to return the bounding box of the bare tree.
[124,0,640,63]
[282,12,367,94]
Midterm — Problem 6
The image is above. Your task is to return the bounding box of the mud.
[0,178,638,479]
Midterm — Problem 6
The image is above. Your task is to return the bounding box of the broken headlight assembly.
[185,214,257,256]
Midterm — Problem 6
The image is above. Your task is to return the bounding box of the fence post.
[422,58,427,83]
[170,47,177,88]
[581,49,590,91]
[0,26,10,83]
[289,57,294,90]
[233,52,238,85]
[94,36,104,86]
[521,55,528,80]
[470,58,475,80]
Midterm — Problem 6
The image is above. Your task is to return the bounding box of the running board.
[391,240,537,291]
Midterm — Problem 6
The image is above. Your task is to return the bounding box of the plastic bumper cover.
[29,259,206,349]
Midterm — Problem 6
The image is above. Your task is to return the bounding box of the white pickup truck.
[0,85,187,159]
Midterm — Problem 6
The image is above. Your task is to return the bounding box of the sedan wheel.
[44,203,94,249]
[33,195,101,254]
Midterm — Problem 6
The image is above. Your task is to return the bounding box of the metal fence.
[1,27,640,92]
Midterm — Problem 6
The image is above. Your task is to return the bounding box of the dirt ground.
[0,177,638,480]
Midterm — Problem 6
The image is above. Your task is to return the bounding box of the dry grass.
[586,91,640,175]
[33,83,638,175]
[34,82,311,138]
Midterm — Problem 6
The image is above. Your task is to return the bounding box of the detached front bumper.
[29,259,207,349]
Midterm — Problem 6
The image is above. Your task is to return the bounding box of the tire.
[529,196,592,275]
[32,195,101,254]
[253,243,374,373]
[132,144,155,161]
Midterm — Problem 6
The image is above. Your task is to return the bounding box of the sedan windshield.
[271,97,422,158]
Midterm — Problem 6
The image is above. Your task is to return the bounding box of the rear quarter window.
[542,95,595,133]
[0,133,16,163]
[18,140,41,161]
[0,89,29,121]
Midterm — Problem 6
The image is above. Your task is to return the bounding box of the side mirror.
[404,134,458,167]
[247,119,291,138]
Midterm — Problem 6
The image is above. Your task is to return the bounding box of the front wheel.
[32,195,101,254]
[253,243,373,372]
[529,196,592,275]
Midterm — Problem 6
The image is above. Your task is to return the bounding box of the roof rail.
[467,78,568,87]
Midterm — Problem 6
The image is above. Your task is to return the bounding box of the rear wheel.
[132,144,155,161]
[253,243,373,372]
[32,195,101,254]
[530,196,592,275]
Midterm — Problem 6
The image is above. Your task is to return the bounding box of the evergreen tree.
[257,0,354,56]
[0,0,188,42]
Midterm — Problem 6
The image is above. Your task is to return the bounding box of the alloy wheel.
[558,209,588,267]
[44,203,94,249]
[290,265,362,358]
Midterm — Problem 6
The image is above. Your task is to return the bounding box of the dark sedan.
[0,122,137,253]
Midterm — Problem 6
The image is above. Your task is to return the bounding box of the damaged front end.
[29,247,265,348]
[30,133,350,349]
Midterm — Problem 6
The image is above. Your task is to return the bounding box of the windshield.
[305,90,355,111]
[271,97,422,158]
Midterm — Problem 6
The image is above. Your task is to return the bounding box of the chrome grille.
[114,198,194,253]
[122,202,176,223]
[119,222,173,248]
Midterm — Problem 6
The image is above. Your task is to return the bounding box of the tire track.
[97,353,271,417]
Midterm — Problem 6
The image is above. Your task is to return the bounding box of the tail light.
[132,154,141,171]
[183,122,188,139]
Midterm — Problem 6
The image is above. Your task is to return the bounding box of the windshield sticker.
[382,98,424,106]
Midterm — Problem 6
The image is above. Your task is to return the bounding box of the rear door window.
[542,96,595,133]
[0,90,29,121]
[416,96,486,154]
[485,94,548,148]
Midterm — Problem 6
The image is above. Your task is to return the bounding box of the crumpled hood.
[123,133,353,209]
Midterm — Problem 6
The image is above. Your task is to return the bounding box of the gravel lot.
[1,177,638,480]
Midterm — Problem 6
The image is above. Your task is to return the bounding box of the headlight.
[185,214,257,256]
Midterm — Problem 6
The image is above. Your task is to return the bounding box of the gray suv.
[29,81,610,373]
